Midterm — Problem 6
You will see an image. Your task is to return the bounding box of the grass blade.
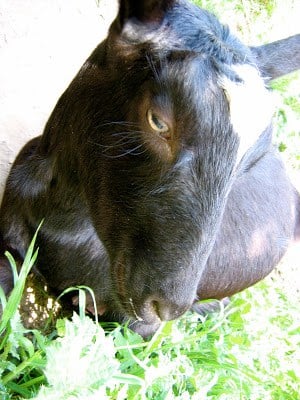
[0,221,43,336]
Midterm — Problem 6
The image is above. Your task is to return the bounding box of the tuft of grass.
[0,222,47,399]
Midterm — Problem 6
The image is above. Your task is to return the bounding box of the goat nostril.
[150,299,189,321]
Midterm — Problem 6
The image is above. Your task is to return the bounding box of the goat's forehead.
[149,53,220,100]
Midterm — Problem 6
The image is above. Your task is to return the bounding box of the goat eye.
[147,109,170,136]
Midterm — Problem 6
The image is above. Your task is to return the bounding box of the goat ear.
[118,0,174,26]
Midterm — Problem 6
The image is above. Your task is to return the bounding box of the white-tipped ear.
[221,64,275,162]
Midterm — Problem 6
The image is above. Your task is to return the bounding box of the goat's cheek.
[144,132,174,161]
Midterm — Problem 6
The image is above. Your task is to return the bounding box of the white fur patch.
[221,64,275,163]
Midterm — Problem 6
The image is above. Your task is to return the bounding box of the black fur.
[1,0,300,338]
